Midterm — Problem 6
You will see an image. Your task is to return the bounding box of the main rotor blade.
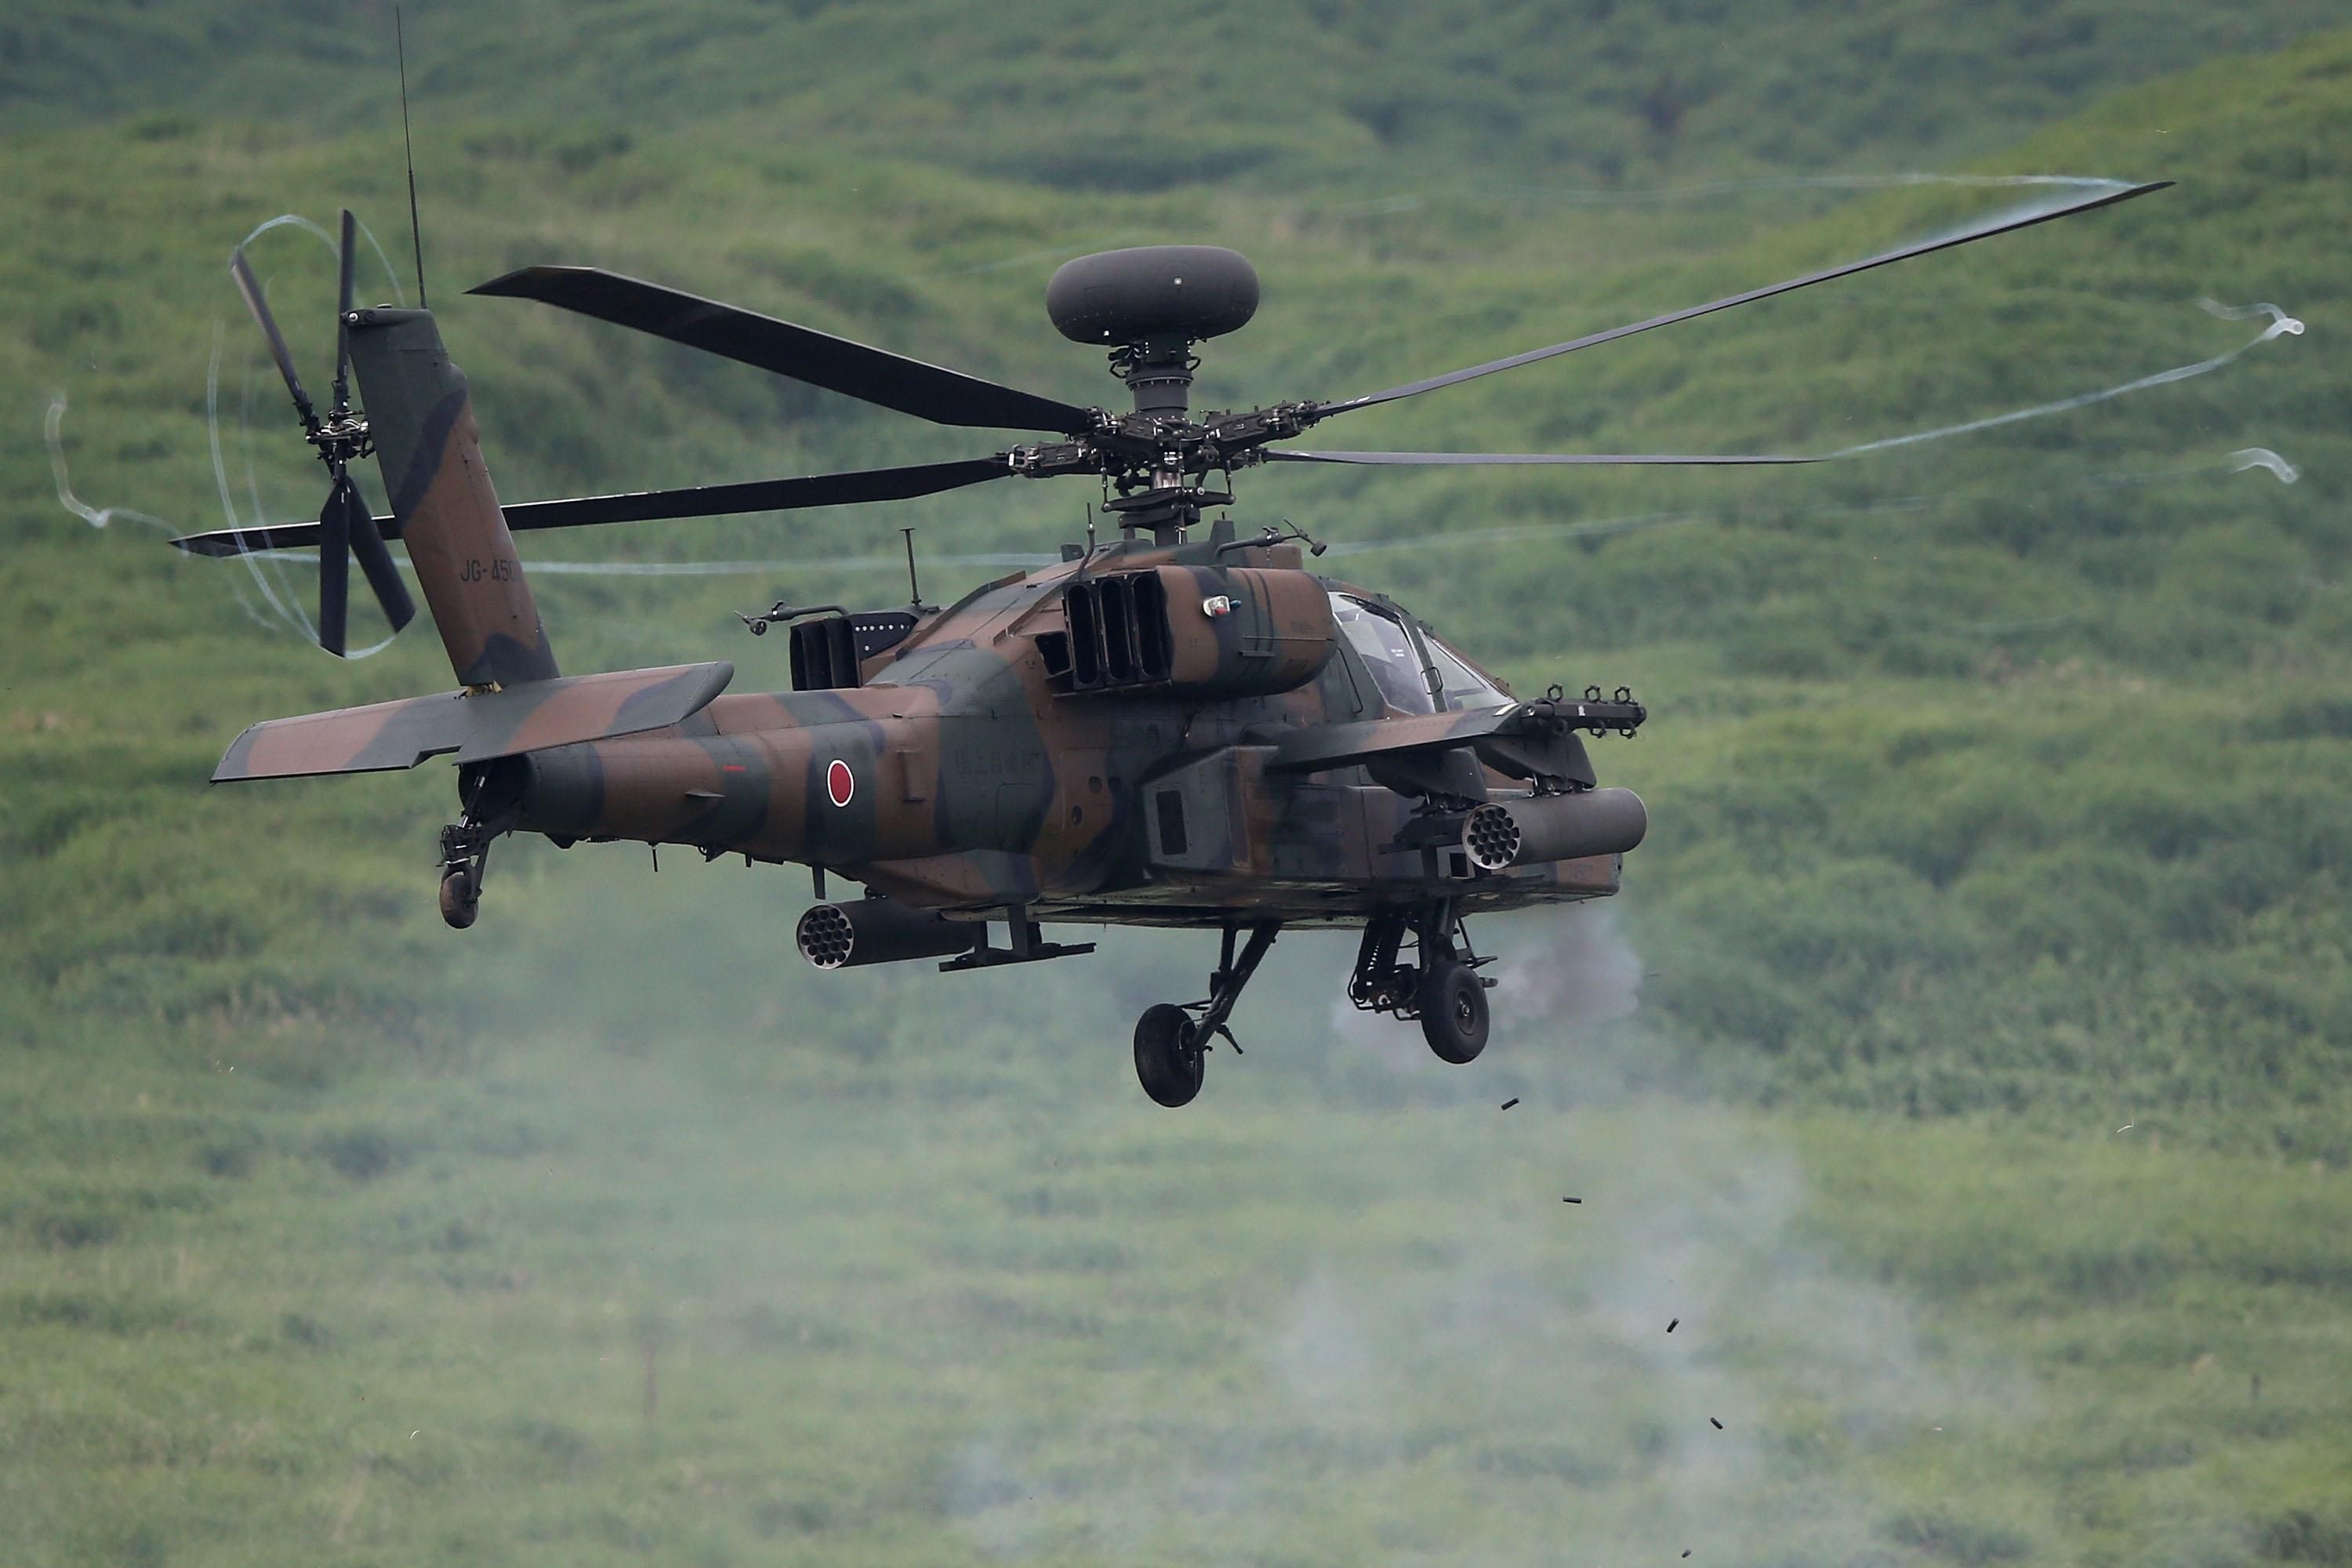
[1316,181,2172,419]
[169,457,1017,557]
[471,265,1099,437]
[495,457,1016,532]
[1263,448,1820,466]
[331,209,358,419]
[318,473,354,657]
[229,249,318,432]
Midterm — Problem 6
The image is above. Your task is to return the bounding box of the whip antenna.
[396,8,428,308]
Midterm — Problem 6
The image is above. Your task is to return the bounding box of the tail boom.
[347,307,556,688]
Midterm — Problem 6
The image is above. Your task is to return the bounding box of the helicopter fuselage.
[187,185,2172,1099]
[488,536,1629,929]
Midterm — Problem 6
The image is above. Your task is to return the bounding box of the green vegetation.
[3,9,2349,1565]
[6,1013,2347,1567]
[3,0,2346,194]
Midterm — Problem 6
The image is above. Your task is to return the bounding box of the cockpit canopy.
[1329,593,1508,716]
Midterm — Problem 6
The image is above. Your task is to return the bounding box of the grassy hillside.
[4,0,2347,195]
[3,18,2350,1568]
[8,28,2347,1135]
[7,1012,2348,1567]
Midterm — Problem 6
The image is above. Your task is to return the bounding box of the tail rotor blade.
[343,476,418,633]
[317,474,354,657]
[331,209,358,418]
[230,249,318,432]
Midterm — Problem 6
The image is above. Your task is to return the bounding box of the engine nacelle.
[796,899,980,969]
[1050,566,1334,699]
[1464,787,1649,871]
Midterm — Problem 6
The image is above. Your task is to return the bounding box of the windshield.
[1331,594,1509,714]
[1331,595,1435,714]
[1428,637,1509,710]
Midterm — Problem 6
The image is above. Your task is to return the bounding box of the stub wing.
[212,662,735,782]
[1269,705,1525,774]
[1269,693,1645,784]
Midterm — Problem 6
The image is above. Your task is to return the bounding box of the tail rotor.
[228,209,418,655]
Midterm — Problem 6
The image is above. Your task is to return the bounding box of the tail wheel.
[1418,961,1488,1064]
[1134,1003,1204,1108]
[438,869,479,930]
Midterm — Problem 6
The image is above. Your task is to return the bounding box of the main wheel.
[1133,1003,1205,1108]
[438,869,479,931]
[1418,962,1489,1063]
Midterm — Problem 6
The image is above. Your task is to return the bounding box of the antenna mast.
[396,9,428,309]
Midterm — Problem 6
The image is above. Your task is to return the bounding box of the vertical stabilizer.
[348,307,557,687]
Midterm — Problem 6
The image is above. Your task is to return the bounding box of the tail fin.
[347,307,557,687]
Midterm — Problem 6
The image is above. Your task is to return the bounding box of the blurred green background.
[3,5,2348,1564]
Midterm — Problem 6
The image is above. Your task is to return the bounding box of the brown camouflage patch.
[347,308,557,688]
[213,662,731,782]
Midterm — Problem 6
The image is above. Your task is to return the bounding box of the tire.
[1133,1003,1204,1108]
[1418,961,1488,1064]
[438,869,479,931]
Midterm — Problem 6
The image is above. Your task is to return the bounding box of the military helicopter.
[177,182,2164,1105]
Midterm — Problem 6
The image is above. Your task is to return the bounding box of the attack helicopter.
[177,182,2165,1105]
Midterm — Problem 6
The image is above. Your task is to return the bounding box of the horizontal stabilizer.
[212,662,733,782]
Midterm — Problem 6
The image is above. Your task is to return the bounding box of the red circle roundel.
[825,758,855,808]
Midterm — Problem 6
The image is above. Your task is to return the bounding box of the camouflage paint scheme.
[212,662,735,780]
[204,304,1642,933]
[189,186,2180,958]
[344,307,557,688]
[475,540,1629,929]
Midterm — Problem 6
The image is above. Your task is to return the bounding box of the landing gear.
[1348,901,1494,1064]
[1134,1004,1203,1108]
[437,863,481,930]
[437,819,491,929]
[1417,960,1489,1063]
[436,764,514,931]
[1131,921,1279,1108]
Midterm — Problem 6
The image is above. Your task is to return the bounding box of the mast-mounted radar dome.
[1047,246,1259,347]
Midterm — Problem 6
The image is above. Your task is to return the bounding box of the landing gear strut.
[1348,901,1494,1063]
[437,766,515,931]
[1133,921,1279,1108]
[437,824,490,929]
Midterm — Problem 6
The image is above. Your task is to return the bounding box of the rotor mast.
[1108,336,1204,544]
[1114,336,1196,419]
[1047,245,1258,546]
